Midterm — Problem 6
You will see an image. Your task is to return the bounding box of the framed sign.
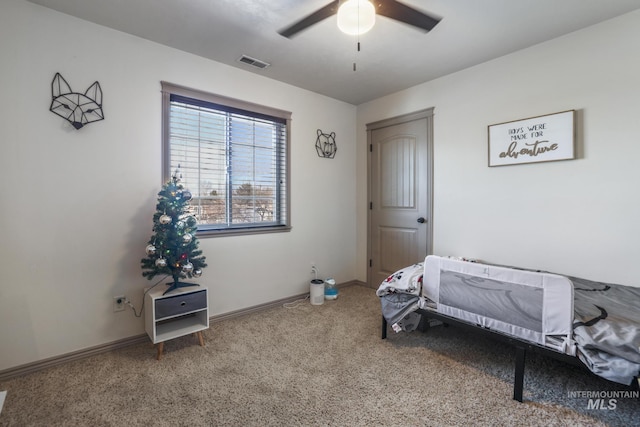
[488,110,575,167]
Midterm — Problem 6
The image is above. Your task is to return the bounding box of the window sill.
[196,225,292,238]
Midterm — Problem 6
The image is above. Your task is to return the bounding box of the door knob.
[417,217,426,223]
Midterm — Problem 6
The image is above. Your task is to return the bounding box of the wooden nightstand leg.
[196,331,205,347]
[156,342,164,361]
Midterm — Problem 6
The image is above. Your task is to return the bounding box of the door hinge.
[369,201,373,210]
[369,259,372,267]
[369,144,372,152]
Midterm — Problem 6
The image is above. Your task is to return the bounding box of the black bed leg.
[381,316,387,339]
[514,346,526,402]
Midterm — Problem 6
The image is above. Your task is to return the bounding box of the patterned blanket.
[377,263,424,331]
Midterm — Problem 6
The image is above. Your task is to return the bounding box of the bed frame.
[379,255,640,402]
[381,312,585,402]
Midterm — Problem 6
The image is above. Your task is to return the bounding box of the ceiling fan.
[278,0,441,38]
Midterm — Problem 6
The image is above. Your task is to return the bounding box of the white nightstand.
[144,285,208,360]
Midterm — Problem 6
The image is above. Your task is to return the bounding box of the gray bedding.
[571,275,640,385]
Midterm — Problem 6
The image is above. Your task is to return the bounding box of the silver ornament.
[182,190,192,201]
[159,214,172,225]
[176,220,185,229]
[182,233,193,244]
[192,269,202,278]
[182,262,194,273]
[155,258,167,268]
[145,244,157,255]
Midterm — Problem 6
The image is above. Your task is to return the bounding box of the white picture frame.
[488,110,575,167]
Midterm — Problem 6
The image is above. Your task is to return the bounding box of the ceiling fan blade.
[278,1,340,38]
[375,0,441,32]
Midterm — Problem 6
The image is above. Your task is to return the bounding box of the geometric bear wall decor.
[49,73,104,130]
[315,129,337,159]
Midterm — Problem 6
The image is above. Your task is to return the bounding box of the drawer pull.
[180,301,187,306]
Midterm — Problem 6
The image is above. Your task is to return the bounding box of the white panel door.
[368,110,433,287]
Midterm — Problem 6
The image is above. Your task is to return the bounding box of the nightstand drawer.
[155,289,207,320]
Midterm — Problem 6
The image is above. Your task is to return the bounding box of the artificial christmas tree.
[141,169,207,294]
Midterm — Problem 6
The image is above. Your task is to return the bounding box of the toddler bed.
[378,255,640,401]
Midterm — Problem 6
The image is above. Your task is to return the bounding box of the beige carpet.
[0,285,637,426]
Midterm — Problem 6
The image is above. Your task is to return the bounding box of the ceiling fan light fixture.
[337,0,376,35]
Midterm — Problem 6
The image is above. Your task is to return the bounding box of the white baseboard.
[0,281,364,381]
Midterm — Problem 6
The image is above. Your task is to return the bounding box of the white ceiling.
[27,0,640,105]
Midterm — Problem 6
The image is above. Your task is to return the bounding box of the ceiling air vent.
[237,55,270,69]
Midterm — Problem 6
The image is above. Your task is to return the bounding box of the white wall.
[3,0,639,374]
[356,10,640,287]
[0,0,357,371]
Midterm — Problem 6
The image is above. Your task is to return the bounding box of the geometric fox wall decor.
[49,73,104,130]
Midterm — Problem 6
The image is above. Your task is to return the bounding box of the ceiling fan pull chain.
[355,0,361,70]
[354,18,361,72]
[353,40,358,71]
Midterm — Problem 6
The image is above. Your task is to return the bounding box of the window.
[161,82,291,236]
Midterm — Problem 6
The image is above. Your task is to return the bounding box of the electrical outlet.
[113,295,126,312]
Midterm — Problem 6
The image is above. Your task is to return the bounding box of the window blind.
[162,83,290,236]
